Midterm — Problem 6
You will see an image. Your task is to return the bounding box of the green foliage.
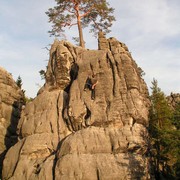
[24,96,34,103]
[172,102,180,130]
[137,67,145,77]
[39,69,46,80]
[16,75,23,88]
[149,79,180,179]
[149,79,172,130]
[46,0,115,47]
[82,0,115,36]
[16,76,33,104]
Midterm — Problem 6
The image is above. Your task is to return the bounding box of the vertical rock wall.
[2,35,151,179]
[0,67,24,178]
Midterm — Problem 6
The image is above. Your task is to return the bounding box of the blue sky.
[0,0,179,98]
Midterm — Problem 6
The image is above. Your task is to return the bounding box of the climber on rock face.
[84,74,98,100]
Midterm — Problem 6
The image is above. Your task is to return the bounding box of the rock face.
[167,93,180,110]
[0,67,24,178]
[2,35,151,179]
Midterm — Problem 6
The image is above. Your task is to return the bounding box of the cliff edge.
[2,34,151,180]
[0,67,24,178]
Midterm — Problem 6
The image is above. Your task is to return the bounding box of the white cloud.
[0,0,55,97]
[0,0,179,97]
[107,0,180,94]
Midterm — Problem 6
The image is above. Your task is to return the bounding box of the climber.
[84,76,91,91]
[84,75,98,100]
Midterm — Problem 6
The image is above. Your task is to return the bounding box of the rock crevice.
[0,67,24,178]
[2,35,151,179]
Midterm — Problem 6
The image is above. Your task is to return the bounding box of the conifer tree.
[15,76,29,104]
[171,102,180,177]
[173,102,180,130]
[149,79,179,179]
[46,0,115,48]
[16,75,23,88]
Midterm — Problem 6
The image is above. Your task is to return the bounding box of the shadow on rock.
[0,101,23,179]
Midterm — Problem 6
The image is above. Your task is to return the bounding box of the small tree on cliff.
[16,76,27,104]
[39,69,46,80]
[16,75,23,88]
[46,0,115,48]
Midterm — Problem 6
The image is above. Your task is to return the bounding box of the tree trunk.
[74,2,85,48]
[77,18,85,48]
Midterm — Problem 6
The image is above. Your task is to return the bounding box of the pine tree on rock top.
[46,0,115,48]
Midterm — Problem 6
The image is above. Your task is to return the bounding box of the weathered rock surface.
[0,67,24,177]
[167,93,180,110]
[2,35,151,179]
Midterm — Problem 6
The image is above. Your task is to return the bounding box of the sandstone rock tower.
[0,67,24,178]
[2,35,151,180]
